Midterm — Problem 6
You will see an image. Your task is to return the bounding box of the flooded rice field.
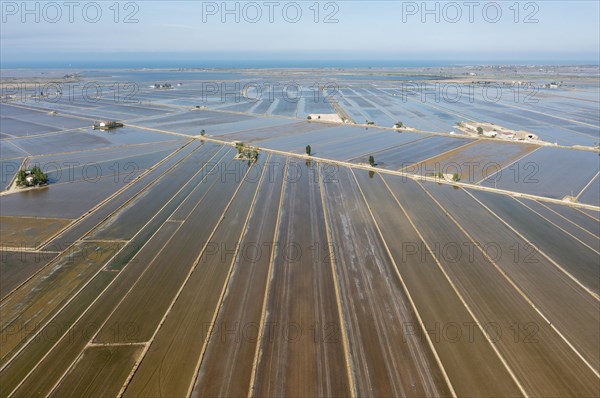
[352,135,470,170]
[24,141,184,184]
[0,174,140,219]
[1,68,598,398]
[481,146,599,202]
[0,250,59,300]
[469,189,599,294]
[0,216,70,248]
[410,140,538,183]
[0,159,23,190]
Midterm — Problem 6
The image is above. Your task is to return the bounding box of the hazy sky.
[1,1,599,66]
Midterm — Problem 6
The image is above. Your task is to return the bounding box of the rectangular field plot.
[136,114,296,137]
[49,345,144,398]
[25,141,184,184]
[481,146,600,200]
[579,208,600,220]
[271,97,298,117]
[22,104,135,122]
[320,166,450,397]
[300,96,335,117]
[217,100,260,113]
[0,117,62,137]
[9,131,115,156]
[0,241,123,364]
[121,154,269,397]
[256,125,427,160]
[190,117,297,137]
[0,250,58,300]
[86,127,182,146]
[352,169,522,397]
[0,141,28,159]
[39,141,200,251]
[252,159,351,397]
[249,99,275,115]
[1,159,23,190]
[12,98,176,122]
[0,216,70,248]
[515,198,600,250]
[92,153,251,347]
[0,174,138,219]
[250,124,373,152]
[542,202,600,237]
[577,173,600,206]
[88,143,226,240]
[8,127,179,157]
[0,221,185,397]
[422,182,600,373]
[0,106,90,138]
[469,189,600,294]
[382,175,599,396]
[351,135,470,169]
[408,140,537,184]
[192,155,286,398]
[9,112,90,132]
[312,130,428,161]
[215,121,335,142]
[135,109,252,129]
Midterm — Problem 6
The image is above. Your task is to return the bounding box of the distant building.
[515,130,538,140]
[93,121,124,130]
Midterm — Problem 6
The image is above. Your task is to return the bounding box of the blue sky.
[1,1,599,66]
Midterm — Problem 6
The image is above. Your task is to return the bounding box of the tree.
[452,173,460,182]
[477,126,484,135]
[368,155,375,167]
[200,129,206,136]
[16,170,27,186]
[28,166,47,185]
[306,145,312,156]
[236,142,245,154]
[394,121,403,128]
[307,115,312,120]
